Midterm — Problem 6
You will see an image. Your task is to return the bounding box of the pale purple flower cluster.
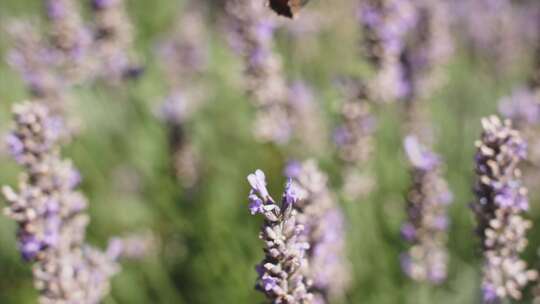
[45,0,94,81]
[287,160,351,303]
[401,0,453,102]
[498,86,540,192]
[333,78,376,200]
[247,170,313,303]
[156,6,209,91]
[6,21,66,106]
[2,102,120,303]
[226,0,293,144]
[450,0,539,73]
[358,0,418,102]
[400,135,452,284]
[472,116,538,303]
[498,87,540,126]
[91,0,142,82]
[7,0,97,101]
[156,5,209,187]
[107,231,157,260]
[287,81,327,154]
[498,87,540,163]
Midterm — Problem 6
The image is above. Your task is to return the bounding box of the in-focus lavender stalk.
[91,0,142,82]
[44,0,94,82]
[2,101,120,303]
[333,78,376,200]
[286,160,351,303]
[247,170,313,303]
[358,0,417,102]
[156,4,209,187]
[472,116,537,303]
[400,135,452,284]
[226,0,293,144]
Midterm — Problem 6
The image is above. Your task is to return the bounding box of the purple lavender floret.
[403,135,439,170]
[401,135,452,284]
[472,116,538,302]
[284,160,302,179]
[247,169,313,303]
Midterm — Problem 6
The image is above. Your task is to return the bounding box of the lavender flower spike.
[91,0,141,82]
[287,160,351,303]
[333,78,376,200]
[358,0,418,102]
[472,116,538,303]
[45,0,94,81]
[247,170,313,303]
[226,0,293,144]
[401,135,452,284]
[2,101,119,303]
[156,5,209,187]
[6,21,65,103]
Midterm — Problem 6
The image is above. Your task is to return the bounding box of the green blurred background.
[0,0,539,303]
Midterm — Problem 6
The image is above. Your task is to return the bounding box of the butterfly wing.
[268,0,310,18]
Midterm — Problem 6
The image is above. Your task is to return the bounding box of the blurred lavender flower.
[91,0,141,83]
[44,0,94,81]
[401,0,453,102]
[450,0,539,73]
[333,78,376,200]
[2,102,120,303]
[156,4,209,187]
[107,231,157,260]
[226,0,293,144]
[6,21,65,105]
[287,81,327,154]
[472,116,537,302]
[156,4,209,88]
[287,160,351,302]
[499,87,540,126]
[247,170,313,303]
[401,135,452,284]
[358,0,418,102]
[498,87,540,169]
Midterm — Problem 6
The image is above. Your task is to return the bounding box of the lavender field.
[1,0,540,303]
